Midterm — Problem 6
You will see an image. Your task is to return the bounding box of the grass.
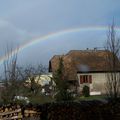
[76,95,107,101]
[29,94,107,104]
[29,94,54,104]
[0,94,107,105]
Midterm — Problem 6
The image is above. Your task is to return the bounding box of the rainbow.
[0,26,120,64]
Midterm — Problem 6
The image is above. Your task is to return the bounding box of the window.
[80,75,92,84]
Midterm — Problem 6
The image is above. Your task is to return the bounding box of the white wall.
[77,73,107,94]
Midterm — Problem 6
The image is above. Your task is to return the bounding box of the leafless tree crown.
[105,23,120,100]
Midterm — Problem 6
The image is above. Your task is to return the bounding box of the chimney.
[94,47,97,51]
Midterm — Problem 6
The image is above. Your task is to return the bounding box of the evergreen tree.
[53,57,73,101]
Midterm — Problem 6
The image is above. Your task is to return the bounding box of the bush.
[82,85,90,97]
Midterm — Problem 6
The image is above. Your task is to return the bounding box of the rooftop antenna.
[94,47,97,51]
[94,47,105,50]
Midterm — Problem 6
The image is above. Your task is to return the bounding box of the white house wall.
[77,73,107,94]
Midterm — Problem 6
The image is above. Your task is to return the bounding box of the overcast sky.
[0,0,120,66]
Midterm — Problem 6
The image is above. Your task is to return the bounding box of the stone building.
[49,49,120,95]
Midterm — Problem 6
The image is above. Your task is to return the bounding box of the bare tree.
[1,45,48,104]
[105,22,120,100]
[1,46,23,103]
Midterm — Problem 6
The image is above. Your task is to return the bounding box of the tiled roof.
[49,50,120,80]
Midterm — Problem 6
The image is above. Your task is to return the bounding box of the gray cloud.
[0,0,120,66]
[0,19,33,56]
[1,0,120,34]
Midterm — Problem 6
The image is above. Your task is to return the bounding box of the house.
[25,73,55,95]
[25,74,52,86]
[49,49,120,95]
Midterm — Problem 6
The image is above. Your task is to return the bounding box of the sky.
[0,0,120,67]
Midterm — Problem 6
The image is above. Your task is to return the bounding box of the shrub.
[82,85,90,97]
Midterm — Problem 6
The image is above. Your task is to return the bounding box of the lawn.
[76,95,107,101]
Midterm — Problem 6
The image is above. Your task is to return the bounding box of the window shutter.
[86,75,88,83]
[89,75,92,83]
[80,76,83,84]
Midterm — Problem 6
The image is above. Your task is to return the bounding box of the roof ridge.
[66,49,107,55]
